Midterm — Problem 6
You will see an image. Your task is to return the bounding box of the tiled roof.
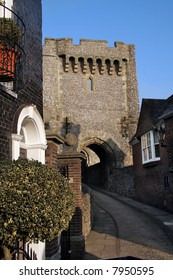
[159,95,173,119]
[135,98,168,138]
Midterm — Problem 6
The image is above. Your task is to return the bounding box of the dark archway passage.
[81,141,114,189]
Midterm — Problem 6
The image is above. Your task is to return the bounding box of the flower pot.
[0,18,21,81]
[0,45,19,81]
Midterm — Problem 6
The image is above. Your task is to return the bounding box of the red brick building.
[131,95,173,213]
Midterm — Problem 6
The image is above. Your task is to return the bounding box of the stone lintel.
[58,152,86,161]
[46,131,65,144]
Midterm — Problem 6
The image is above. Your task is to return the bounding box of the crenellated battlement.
[61,55,124,75]
[44,38,135,75]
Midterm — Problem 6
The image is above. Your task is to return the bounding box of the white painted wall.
[0,0,13,18]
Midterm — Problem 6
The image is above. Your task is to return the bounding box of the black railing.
[60,226,71,260]
[0,241,37,260]
[12,241,32,260]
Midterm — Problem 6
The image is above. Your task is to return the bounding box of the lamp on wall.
[155,123,166,147]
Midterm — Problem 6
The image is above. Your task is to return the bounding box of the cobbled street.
[84,189,173,260]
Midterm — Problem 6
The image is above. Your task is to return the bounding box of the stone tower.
[43,38,139,195]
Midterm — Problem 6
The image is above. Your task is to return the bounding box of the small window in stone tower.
[88,77,93,91]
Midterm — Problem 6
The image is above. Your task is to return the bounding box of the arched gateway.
[80,137,116,188]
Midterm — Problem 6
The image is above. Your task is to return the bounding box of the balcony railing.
[0,1,25,89]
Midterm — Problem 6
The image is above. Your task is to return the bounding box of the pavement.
[83,187,173,260]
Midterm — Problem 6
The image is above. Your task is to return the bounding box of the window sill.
[0,84,17,98]
[143,160,160,167]
[169,167,173,173]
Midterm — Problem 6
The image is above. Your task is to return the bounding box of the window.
[88,77,93,91]
[141,130,160,164]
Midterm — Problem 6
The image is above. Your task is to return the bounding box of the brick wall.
[45,141,59,169]
[57,153,85,259]
[46,140,88,259]
[0,0,43,160]
[132,128,173,212]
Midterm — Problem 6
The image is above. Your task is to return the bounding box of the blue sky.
[42,0,173,103]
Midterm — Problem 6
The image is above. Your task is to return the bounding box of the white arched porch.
[11,104,47,260]
[12,104,47,162]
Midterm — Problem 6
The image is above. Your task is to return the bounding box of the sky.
[42,0,173,104]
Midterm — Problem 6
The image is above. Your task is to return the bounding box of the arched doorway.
[11,104,47,260]
[12,104,47,162]
[80,138,116,188]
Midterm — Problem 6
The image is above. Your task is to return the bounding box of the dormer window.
[141,130,160,164]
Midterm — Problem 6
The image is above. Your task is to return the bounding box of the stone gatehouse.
[43,38,139,196]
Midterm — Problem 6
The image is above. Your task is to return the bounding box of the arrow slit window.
[88,76,93,91]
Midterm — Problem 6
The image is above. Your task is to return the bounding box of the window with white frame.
[141,130,160,164]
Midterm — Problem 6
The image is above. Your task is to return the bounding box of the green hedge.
[0,158,75,247]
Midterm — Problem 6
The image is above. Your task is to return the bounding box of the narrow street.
[84,189,173,260]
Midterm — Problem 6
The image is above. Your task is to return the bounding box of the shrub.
[0,158,75,250]
[0,18,21,46]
